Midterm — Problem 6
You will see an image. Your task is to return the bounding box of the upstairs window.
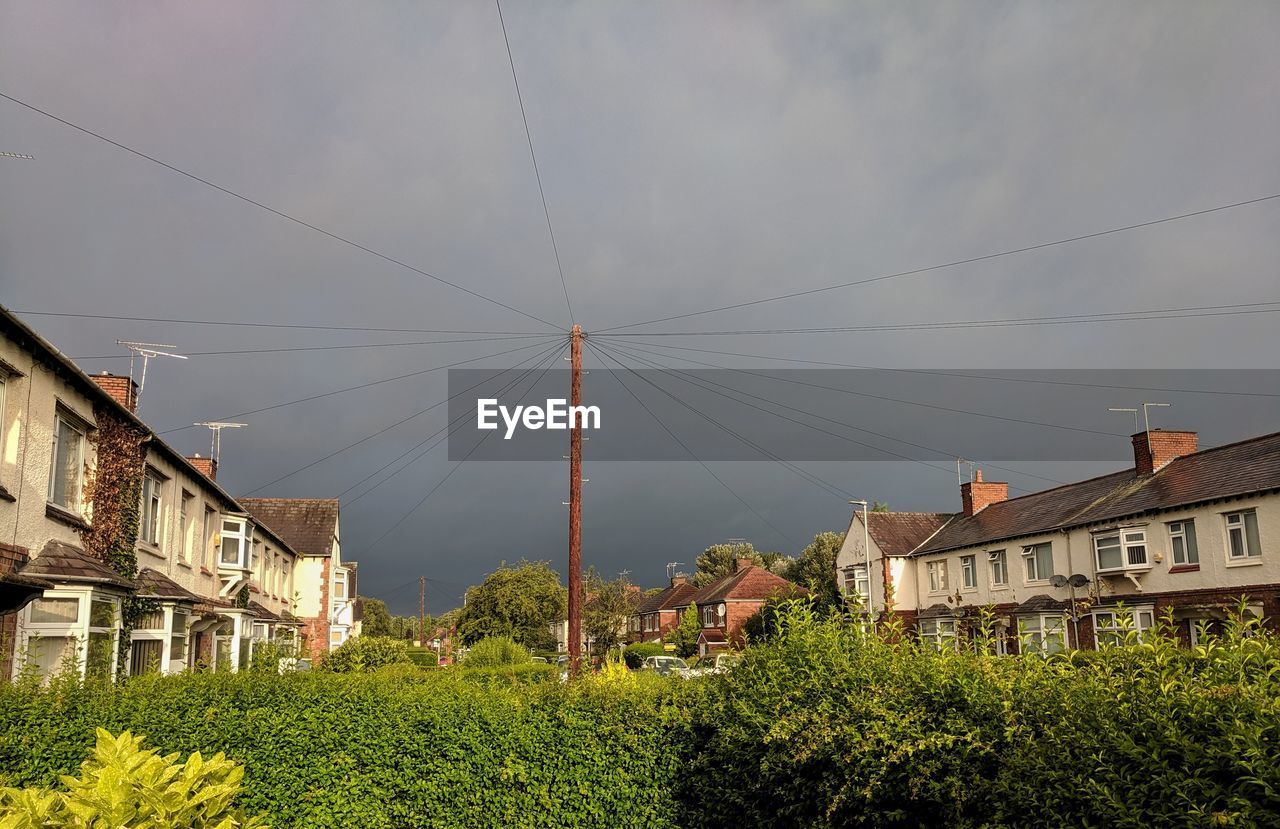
[219,517,251,569]
[1167,520,1199,566]
[960,555,978,589]
[178,490,194,562]
[1023,543,1054,583]
[140,471,163,546]
[201,507,217,568]
[846,566,870,605]
[927,560,948,593]
[989,550,1008,586]
[48,413,86,512]
[1225,510,1261,560]
[333,570,347,600]
[1093,529,1149,573]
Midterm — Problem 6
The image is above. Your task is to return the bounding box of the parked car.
[531,656,548,664]
[696,653,741,676]
[641,655,691,678]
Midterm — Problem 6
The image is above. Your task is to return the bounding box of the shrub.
[457,663,558,685]
[461,636,530,668]
[0,728,266,828]
[319,636,410,673]
[405,648,438,668]
[622,642,665,669]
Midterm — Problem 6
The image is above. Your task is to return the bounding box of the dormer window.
[219,516,251,569]
[1094,529,1150,573]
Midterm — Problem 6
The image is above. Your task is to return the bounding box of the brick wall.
[0,543,32,678]
[961,470,1009,516]
[88,373,137,413]
[300,557,331,660]
[1133,430,1198,475]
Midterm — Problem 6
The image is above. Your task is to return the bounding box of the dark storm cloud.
[2,1,1278,613]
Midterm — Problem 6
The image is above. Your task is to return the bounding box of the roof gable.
[239,498,340,556]
[691,564,806,604]
[857,512,954,557]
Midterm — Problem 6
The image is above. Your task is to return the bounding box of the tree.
[693,542,765,586]
[456,560,566,650]
[666,604,701,658]
[872,501,890,513]
[357,597,420,641]
[582,567,637,657]
[785,531,845,608]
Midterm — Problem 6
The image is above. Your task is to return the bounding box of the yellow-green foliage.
[0,729,265,829]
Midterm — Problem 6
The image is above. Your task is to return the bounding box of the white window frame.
[47,412,87,512]
[926,560,948,594]
[988,550,1008,586]
[919,618,957,651]
[1167,519,1199,567]
[1023,543,1054,583]
[140,469,164,547]
[1092,607,1156,648]
[1224,509,1262,562]
[19,588,120,681]
[333,569,348,601]
[178,490,195,563]
[1019,613,1066,656]
[960,555,978,590]
[1092,528,1149,574]
[845,566,870,605]
[219,516,251,569]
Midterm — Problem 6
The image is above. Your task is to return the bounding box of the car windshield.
[653,657,688,669]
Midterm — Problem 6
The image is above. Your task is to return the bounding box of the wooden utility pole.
[418,577,426,647]
[567,324,584,676]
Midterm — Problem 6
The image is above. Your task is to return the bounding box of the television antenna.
[117,341,187,406]
[193,421,248,462]
[665,561,684,580]
[1,151,34,160]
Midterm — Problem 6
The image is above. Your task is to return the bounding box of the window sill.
[1168,564,1200,574]
[45,502,89,531]
[138,545,166,561]
[200,568,213,576]
[1225,557,1263,568]
[176,560,193,570]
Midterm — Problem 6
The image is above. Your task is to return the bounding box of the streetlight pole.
[850,500,872,625]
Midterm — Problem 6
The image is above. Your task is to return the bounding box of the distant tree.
[784,532,845,608]
[760,552,795,575]
[357,597,420,641]
[872,501,890,513]
[582,567,636,657]
[693,543,764,586]
[666,604,701,658]
[456,560,566,650]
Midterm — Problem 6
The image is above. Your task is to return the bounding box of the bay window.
[919,618,957,651]
[1019,614,1065,655]
[20,589,120,682]
[219,516,251,569]
[1093,607,1156,647]
[1093,529,1149,573]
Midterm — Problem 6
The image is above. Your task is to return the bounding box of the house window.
[960,555,977,590]
[919,618,957,650]
[219,517,250,568]
[170,610,189,662]
[140,470,163,547]
[202,507,216,568]
[22,590,119,681]
[701,604,723,628]
[329,629,345,647]
[846,566,870,605]
[1023,543,1054,583]
[1093,529,1149,572]
[178,490,194,562]
[48,414,86,511]
[989,550,1008,586]
[1093,607,1155,647]
[282,559,291,599]
[1167,520,1198,566]
[1019,614,1065,655]
[1225,510,1261,560]
[334,570,347,601]
[927,560,948,593]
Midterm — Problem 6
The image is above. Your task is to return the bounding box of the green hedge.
[621,642,665,669]
[3,605,1279,828]
[0,670,686,828]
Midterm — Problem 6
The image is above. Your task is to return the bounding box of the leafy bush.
[0,728,266,828]
[622,642,665,669]
[457,663,558,685]
[405,648,438,668]
[461,636,530,668]
[319,636,410,673]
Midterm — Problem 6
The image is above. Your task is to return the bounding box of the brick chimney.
[1132,429,1197,475]
[670,574,688,587]
[91,372,137,413]
[961,469,1008,517]
[733,557,755,573]
[187,453,218,482]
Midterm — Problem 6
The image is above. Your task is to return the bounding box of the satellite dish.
[1049,575,1068,588]
[1068,574,1090,589]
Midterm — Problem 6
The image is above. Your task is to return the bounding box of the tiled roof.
[247,601,282,622]
[636,581,700,614]
[915,430,1280,555]
[239,498,339,556]
[855,512,953,557]
[690,564,806,605]
[1016,594,1070,613]
[917,602,955,619]
[134,568,200,602]
[19,541,133,589]
[698,628,727,644]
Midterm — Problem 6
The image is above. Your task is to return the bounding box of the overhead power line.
[12,310,548,335]
[495,0,574,326]
[70,332,563,361]
[595,192,1280,332]
[0,91,564,331]
[593,300,1280,337]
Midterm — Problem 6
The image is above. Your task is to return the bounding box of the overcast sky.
[3,1,1279,614]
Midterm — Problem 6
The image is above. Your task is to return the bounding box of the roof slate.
[239,498,339,556]
[689,564,806,605]
[914,430,1280,555]
[636,581,700,614]
[856,512,953,557]
[19,541,133,589]
[134,568,201,602]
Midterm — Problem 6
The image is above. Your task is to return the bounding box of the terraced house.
[836,427,1280,653]
[0,305,331,680]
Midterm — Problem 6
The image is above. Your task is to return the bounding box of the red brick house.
[675,559,806,655]
[631,575,700,644]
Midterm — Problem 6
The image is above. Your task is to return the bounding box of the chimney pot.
[961,468,1008,517]
[733,557,755,572]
